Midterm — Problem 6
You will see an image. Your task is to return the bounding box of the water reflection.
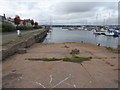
[44,27,119,48]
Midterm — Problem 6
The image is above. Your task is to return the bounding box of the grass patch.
[62,58,71,61]
[27,56,91,63]
[74,56,81,58]
[106,47,115,51]
[63,57,90,63]
[28,58,61,61]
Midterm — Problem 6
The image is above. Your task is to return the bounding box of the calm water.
[44,27,119,48]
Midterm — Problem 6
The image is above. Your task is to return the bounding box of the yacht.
[68,27,74,30]
[105,32,114,36]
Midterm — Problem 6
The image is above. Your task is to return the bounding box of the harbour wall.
[2,29,49,60]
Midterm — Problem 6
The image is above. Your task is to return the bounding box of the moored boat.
[105,32,114,36]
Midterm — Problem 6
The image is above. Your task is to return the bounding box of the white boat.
[100,28,107,32]
[84,28,88,31]
[77,27,83,30]
[93,32,105,35]
[93,29,105,35]
[105,32,114,36]
[109,29,114,31]
[68,27,74,30]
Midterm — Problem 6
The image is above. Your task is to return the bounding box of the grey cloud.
[0,1,118,25]
[52,2,95,14]
[52,2,118,14]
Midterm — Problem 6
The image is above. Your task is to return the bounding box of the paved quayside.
[2,43,118,88]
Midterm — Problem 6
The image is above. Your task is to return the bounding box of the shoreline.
[44,42,119,51]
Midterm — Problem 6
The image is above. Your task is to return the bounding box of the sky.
[0,0,119,25]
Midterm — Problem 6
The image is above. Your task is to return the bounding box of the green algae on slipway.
[26,56,91,63]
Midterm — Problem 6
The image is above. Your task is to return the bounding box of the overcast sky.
[0,0,119,25]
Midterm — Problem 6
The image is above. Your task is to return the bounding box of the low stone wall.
[2,29,48,60]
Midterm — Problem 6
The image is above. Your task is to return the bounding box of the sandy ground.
[2,43,118,88]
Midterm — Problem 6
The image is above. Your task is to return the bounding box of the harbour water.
[44,27,119,48]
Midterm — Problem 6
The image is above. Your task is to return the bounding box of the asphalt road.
[2,29,41,43]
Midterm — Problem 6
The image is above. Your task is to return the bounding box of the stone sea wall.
[2,29,48,60]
